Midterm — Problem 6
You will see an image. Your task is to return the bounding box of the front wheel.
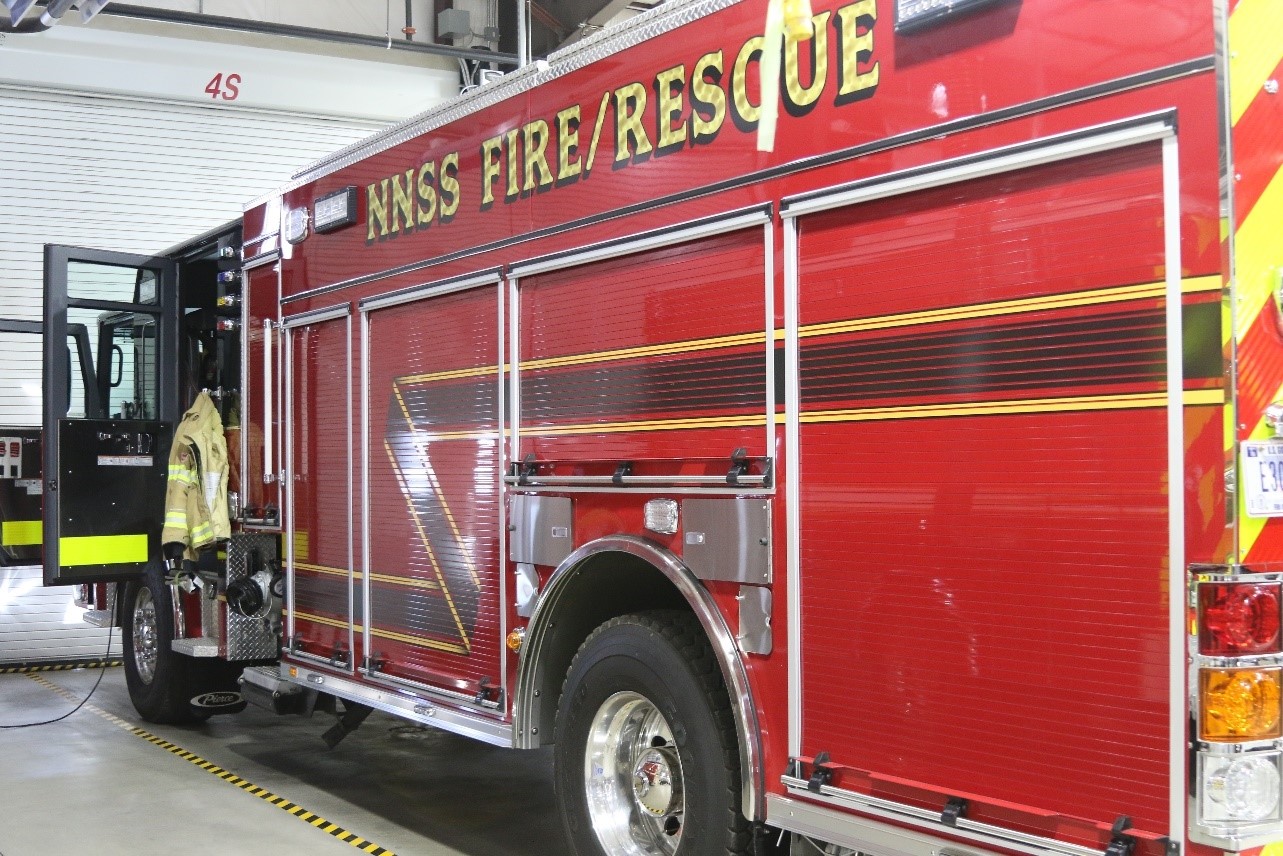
[553,611,749,856]
[122,562,212,724]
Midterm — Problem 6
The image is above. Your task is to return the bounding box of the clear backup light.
[1200,753,1283,826]
[644,499,679,535]
[1200,581,1283,656]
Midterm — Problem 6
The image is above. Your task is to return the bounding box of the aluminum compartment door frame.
[359,271,504,696]
[777,115,1184,851]
[1161,131,1185,853]
[281,304,354,669]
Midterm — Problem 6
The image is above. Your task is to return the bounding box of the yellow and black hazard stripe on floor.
[0,659,122,675]
[1228,0,1283,563]
[25,672,395,856]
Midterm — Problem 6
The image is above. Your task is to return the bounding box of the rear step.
[239,664,312,715]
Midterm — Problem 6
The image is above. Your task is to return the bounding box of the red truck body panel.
[235,0,1283,853]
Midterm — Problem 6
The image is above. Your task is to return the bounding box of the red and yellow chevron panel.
[1231,0,1283,564]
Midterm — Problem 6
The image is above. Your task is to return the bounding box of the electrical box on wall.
[437,8,471,38]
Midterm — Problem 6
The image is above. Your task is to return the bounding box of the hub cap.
[131,586,158,685]
[584,691,684,855]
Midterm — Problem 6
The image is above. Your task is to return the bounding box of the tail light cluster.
[1193,576,1283,844]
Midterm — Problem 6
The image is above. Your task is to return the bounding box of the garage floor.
[0,646,570,856]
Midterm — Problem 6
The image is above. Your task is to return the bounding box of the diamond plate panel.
[225,532,280,661]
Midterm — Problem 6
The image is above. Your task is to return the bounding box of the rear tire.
[122,562,212,724]
[554,611,750,856]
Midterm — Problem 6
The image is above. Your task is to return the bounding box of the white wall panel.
[0,87,392,425]
[0,566,113,663]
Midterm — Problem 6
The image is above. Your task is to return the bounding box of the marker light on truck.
[1200,668,1282,742]
[1200,581,1283,656]
[1200,753,1283,824]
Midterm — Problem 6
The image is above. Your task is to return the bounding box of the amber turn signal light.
[1200,668,1283,742]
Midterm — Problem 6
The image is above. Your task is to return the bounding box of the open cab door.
[43,246,178,585]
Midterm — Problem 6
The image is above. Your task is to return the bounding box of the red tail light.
[1199,581,1283,656]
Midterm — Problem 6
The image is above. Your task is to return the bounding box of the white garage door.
[0,88,387,663]
[0,86,387,427]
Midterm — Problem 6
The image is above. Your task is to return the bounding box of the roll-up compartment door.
[517,229,770,467]
[793,142,1187,846]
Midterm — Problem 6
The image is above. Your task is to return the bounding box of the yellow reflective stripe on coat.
[59,534,148,566]
[2,520,42,546]
[189,522,213,542]
[164,511,188,527]
[167,466,197,485]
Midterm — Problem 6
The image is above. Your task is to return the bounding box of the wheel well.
[523,549,688,745]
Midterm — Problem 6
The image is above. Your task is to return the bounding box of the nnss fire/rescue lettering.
[367,152,462,242]
[364,0,878,242]
[481,0,877,203]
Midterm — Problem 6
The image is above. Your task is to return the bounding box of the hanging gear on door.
[161,391,230,564]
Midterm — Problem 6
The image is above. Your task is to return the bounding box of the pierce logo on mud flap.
[190,691,247,713]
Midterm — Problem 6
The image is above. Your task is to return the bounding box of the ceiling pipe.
[0,0,76,33]
[96,3,519,66]
[515,0,529,67]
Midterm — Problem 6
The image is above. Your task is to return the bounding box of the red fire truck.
[36,0,1283,854]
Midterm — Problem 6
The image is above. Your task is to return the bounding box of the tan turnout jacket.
[161,393,230,558]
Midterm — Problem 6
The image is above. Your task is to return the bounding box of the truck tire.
[554,611,750,856]
[122,562,209,724]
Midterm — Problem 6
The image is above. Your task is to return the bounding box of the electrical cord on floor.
[0,627,115,729]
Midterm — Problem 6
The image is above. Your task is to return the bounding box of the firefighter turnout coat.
[161,392,231,558]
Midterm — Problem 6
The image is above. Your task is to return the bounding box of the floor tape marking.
[24,672,395,856]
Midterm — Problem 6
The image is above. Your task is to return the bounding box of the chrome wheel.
[584,690,684,855]
[131,585,158,685]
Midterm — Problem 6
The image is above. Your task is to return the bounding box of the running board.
[779,776,1113,856]
[279,663,513,747]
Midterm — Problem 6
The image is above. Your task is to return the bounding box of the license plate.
[1243,440,1283,517]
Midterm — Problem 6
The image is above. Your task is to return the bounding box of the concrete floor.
[0,651,570,856]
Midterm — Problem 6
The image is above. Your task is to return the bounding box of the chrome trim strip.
[498,267,509,704]
[766,794,991,856]
[239,264,251,520]
[262,317,275,488]
[360,307,372,670]
[365,667,500,710]
[1162,131,1187,851]
[507,484,772,496]
[783,213,802,758]
[1212,0,1239,563]
[509,207,772,278]
[241,250,279,271]
[509,275,522,482]
[357,268,503,312]
[781,114,1175,218]
[764,219,776,465]
[513,534,763,819]
[283,323,295,646]
[502,474,770,487]
[281,664,512,747]
[780,778,1106,856]
[346,310,355,671]
[281,303,351,329]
